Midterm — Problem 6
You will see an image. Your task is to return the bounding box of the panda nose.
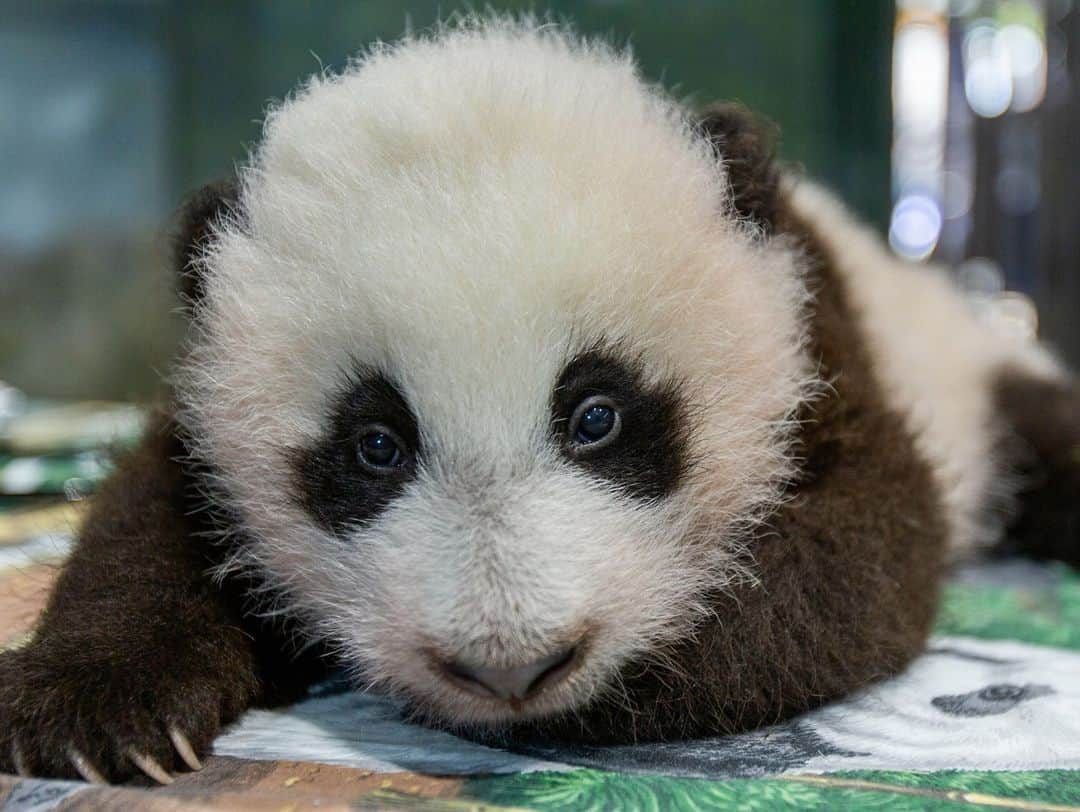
[439,645,579,703]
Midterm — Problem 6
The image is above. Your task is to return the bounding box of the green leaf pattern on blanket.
[465,768,1080,810]
[839,769,1080,806]
[936,565,1080,651]
[467,770,869,811]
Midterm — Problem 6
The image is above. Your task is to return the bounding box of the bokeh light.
[964,19,1014,116]
[889,193,945,259]
[891,2,950,261]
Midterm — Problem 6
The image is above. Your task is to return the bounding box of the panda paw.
[0,642,248,784]
[10,727,199,785]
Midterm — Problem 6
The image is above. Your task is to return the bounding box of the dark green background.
[1,1,893,399]
[165,1,892,227]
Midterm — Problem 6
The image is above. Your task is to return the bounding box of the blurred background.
[1,0,1077,401]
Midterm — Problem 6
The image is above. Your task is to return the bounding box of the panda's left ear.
[173,178,241,309]
[697,102,782,233]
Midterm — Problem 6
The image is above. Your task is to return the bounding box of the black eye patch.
[552,347,692,501]
[292,366,419,536]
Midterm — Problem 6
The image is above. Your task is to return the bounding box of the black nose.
[440,645,579,702]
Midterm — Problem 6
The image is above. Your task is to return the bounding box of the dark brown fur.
[0,415,326,781]
[993,370,1080,567]
[174,179,240,307]
[698,102,783,232]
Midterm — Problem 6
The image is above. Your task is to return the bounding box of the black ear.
[173,178,241,308]
[698,102,782,232]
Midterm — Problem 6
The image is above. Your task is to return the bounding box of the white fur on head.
[176,17,813,726]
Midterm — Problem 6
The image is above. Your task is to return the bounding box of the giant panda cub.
[2,19,1077,785]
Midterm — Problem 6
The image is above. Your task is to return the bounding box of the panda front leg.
[0,413,309,784]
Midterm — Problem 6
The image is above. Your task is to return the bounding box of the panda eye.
[357,426,408,473]
[568,396,621,451]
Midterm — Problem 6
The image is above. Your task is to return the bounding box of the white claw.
[67,748,107,784]
[11,741,31,777]
[127,750,174,785]
[167,727,203,772]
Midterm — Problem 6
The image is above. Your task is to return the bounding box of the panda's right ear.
[697,102,782,233]
[173,178,241,310]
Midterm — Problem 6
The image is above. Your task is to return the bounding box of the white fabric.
[214,635,1080,778]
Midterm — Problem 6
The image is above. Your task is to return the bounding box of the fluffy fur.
[501,195,951,742]
[0,18,1076,784]
[176,20,813,728]
[787,183,1063,554]
[0,414,327,780]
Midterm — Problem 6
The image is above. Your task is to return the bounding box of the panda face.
[283,346,712,724]
[176,21,812,727]
[295,350,692,539]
